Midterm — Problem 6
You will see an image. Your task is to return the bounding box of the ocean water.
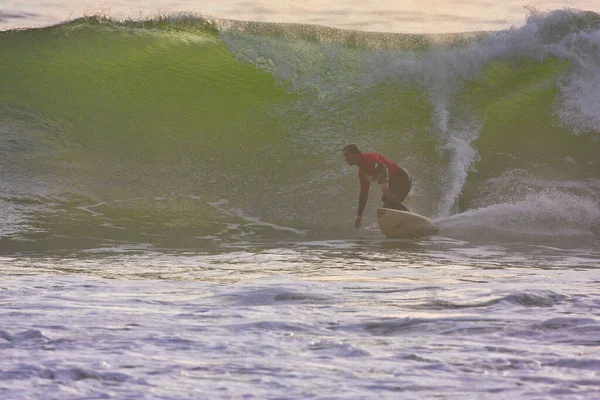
[1,2,600,399]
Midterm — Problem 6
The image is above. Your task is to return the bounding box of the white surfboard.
[376,208,438,238]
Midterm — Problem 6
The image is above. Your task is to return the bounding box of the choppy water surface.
[2,238,600,399]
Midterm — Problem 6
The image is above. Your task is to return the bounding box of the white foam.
[419,10,600,215]
[551,31,600,134]
[208,199,306,236]
[438,190,600,237]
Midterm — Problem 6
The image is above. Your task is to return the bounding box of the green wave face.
[1,11,599,250]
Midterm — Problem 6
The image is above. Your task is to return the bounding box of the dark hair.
[343,144,361,154]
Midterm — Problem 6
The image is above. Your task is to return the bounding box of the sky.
[1,0,600,33]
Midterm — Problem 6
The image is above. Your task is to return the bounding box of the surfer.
[343,144,411,228]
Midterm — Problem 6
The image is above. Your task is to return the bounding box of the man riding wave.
[343,144,412,229]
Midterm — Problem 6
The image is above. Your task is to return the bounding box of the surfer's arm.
[357,190,368,216]
[357,171,370,216]
[354,190,368,228]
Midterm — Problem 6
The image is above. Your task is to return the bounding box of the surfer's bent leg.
[382,173,411,212]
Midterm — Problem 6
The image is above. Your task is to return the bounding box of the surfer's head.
[343,144,361,166]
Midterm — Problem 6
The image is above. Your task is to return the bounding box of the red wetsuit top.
[358,153,400,192]
[356,153,407,216]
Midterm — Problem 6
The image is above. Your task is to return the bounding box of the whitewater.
[1,1,600,399]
